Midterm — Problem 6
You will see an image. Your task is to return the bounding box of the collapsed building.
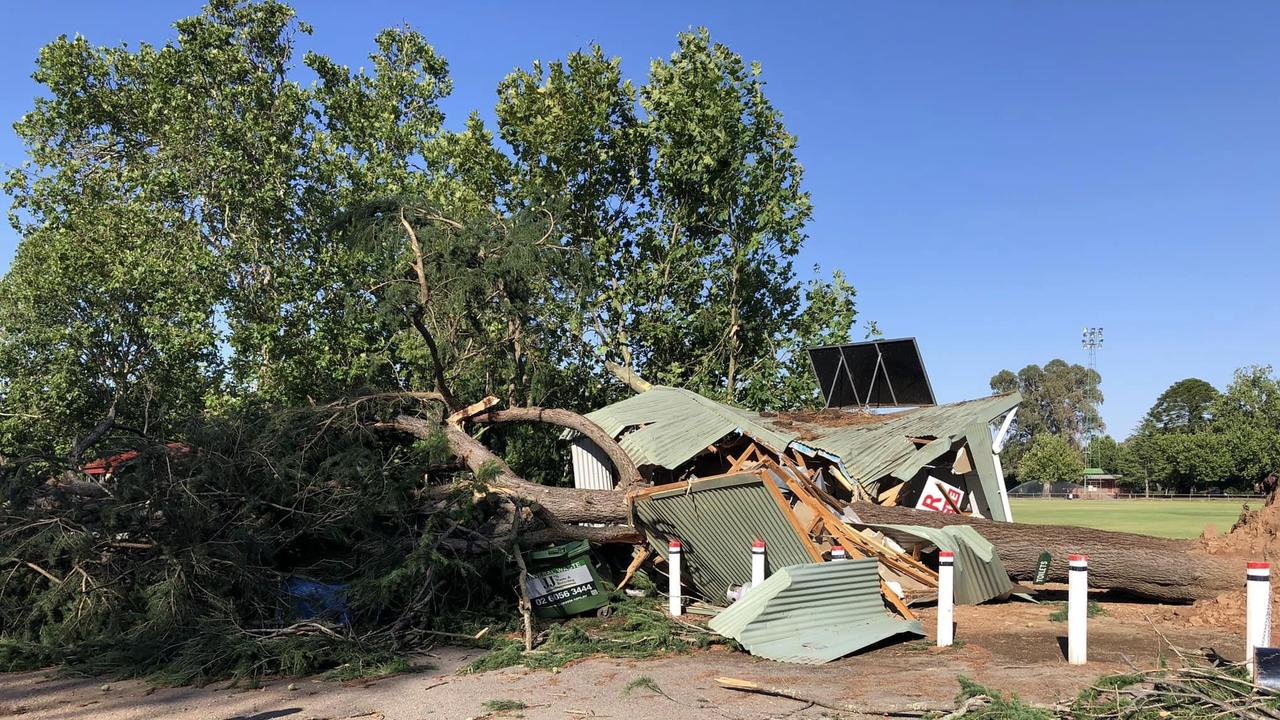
[548,339,1027,662]
[570,385,1022,522]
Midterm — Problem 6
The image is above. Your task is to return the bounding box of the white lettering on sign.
[915,475,964,514]
[526,563,597,607]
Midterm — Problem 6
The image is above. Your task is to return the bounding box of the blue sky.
[2,2,1278,438]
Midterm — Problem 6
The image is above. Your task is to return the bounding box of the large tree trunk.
[849,502,1239,603]
[388,414,640,544]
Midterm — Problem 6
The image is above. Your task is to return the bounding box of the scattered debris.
[707,560,923,664]
[575,385,1022,522]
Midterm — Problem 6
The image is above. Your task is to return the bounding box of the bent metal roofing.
[585,385,1021,488]
[707,558,923,664]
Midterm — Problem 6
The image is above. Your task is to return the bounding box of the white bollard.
[751,538,767,588]
[831,544,848,561]
[668,538,683,617]
[937,550,955,647]
[1247,561,1271,677]
[1068,554,1088,665]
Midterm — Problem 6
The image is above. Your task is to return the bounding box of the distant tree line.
[990,360,1280,494]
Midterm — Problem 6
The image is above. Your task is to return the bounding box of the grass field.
[1008,498,1250,538]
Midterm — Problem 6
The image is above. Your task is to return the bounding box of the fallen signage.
[915,475,965,514]
[1034,551,1052,585]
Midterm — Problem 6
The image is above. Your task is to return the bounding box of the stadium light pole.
[1081,328,1103,465]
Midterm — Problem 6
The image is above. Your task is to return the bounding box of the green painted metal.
[804,393,1022,499]
[523,540,610,617]
[708,558,923,664]
[633,473,813,601]
[583,386,795,470]
[586,387,1021,519]
[858,523,1012,605]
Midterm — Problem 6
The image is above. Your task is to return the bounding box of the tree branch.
[470,406,643,491]
[605,360,652,394]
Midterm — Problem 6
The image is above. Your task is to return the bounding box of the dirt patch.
[1162,487,1280,630]
[1,599,1239,720]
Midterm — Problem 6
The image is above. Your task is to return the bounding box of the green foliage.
[1047,600,1107,622]
[1017,434,1085,485]
[1139,378,1220,435]
[990,360,1103,477]
[1085,435,1122,474]
[482,699,528,713]
[0,400,516,683]
[0,0,866,682]
[953,677,1055,720]
[1120,366,1280,493]
[623,675,665,696]
[461,596,715,674]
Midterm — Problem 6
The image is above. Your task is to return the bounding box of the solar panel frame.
[807,337,937,409]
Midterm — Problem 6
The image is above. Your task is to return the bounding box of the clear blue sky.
[3,2,1278,439]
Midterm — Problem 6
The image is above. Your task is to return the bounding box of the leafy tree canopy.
[0,1,864,460]
[1137,378,1220,436]
[989,359,1102,477]
[1017,433,1085,485]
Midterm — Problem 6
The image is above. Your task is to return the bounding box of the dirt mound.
[1156,590,1280,642]
[1197,497,1280,561]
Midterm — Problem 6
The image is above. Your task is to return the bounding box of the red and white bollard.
[831,544,848,561]
[1068,554,1088,665]
[1247,561,1271,677]
[937,550,955,647]
[751,538,767,588]
[668,539,683,617]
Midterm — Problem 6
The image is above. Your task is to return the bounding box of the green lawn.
[1008,498,1251,539]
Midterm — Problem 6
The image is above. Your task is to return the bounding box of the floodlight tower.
[1082,327,1103,373]
[1081,327,1104,466]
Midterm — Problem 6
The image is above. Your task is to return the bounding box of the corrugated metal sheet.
[570,438,615,490]
[804,394,1021,493]
[583,386,796,470]
[585,387,1021,520]
[633,473,815,601]
[858,523,1012,605]
[708,559,923,664]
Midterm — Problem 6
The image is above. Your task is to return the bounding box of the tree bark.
[469,406,643,491]
[387,414,639,543]
[848,502,1239,603]
[604,360,652,394]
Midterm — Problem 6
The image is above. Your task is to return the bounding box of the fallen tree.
[385,409,640,545]
[384,396,1246,603]
[849,502,1240,603]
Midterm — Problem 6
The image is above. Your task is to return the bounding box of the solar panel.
[807,338,936,408]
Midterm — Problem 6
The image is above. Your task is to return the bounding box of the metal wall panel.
[634,473,814,602]
[859,523,1012,605]
[570,438,615,491]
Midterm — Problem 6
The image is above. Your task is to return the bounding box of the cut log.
[848,502,1239,603]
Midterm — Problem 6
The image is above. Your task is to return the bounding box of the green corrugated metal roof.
[586,387,1020,519]
[858,523,1012,605]
[708,559,923,664]
[803,393,1022,489]
[633,473,814,601]
[583,386,797,470]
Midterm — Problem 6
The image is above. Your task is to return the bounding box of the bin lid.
[527,539,590,562]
